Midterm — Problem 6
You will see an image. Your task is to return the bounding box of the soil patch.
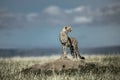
[22,57,96,74]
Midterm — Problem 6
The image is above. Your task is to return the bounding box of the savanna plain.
[0,54,120,80]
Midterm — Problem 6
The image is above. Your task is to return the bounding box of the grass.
[0,54,120,80]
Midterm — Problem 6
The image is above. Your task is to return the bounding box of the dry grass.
[0,54,120,80]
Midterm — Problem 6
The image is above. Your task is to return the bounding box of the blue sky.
[0,0,120,49]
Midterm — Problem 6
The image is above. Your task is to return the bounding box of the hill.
[0,46,120,57]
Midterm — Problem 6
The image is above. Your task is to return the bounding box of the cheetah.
[59,25,85,60]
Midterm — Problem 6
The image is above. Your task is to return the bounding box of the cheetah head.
[64,25,72,33]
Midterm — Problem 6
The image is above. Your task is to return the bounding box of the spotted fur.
[59,25,85,60]
[59,25,72,58]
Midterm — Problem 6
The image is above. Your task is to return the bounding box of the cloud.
[1,1,120,30]
[65,6,85,14]
[42,5,93,25]
[87,2,120,26]
[0,8,28,29]
[0,6,97,29]
[99,2,120,25]
[43,6,62,16]
[26,13,39,22]
[73,16,92,24]
[0,5,98,29]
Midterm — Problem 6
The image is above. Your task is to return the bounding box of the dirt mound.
[22,57,96,74]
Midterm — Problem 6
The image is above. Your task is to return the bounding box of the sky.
[0,0,120,49]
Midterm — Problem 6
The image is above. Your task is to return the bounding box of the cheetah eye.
[65,26,67,29]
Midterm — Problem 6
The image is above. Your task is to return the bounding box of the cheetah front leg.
[62,44,68,58]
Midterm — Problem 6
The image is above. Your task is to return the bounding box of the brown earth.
[22,57,96,74]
